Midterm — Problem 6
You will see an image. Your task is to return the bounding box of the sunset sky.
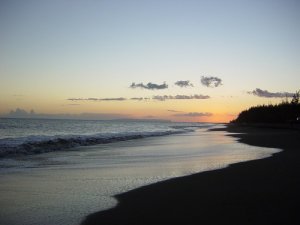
[1,0,299,122]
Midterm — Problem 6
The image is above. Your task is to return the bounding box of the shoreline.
[81,125,300,225]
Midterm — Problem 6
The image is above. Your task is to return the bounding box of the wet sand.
[81,125,300,225]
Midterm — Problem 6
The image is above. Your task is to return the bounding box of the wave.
[0,129,193,158]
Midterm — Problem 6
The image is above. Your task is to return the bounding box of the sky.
[0,0,299,122]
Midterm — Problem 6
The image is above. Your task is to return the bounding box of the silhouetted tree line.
[232,91,300,124]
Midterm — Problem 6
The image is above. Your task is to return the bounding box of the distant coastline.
[231,91,300,128]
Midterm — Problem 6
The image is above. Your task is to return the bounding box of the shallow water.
[0,128,280,225]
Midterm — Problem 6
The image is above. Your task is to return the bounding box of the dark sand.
[81,125,300,225]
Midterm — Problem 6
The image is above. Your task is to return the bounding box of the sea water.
[0,118,202,157]
[0,118,280,225]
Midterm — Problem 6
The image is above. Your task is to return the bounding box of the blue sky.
[1,0,299,121]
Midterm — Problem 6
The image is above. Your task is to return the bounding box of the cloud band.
[153,94,210,101]
[173,112,213,117]
[248,88,294,98]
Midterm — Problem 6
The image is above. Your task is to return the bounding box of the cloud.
[201,76,223,87]
[7,108,30,117]
[130,97,143,101]
[101,98,126,101]
[130,82,168,90]
[175,95,210,99]
[68,97,127,101]
[68,94,210,102]
[152,95,168,101]
[68,98,92,101]
[167,109,183,113]
[174,80,194,87]
[130,97,150,101]
[2,108,130,120]
[153,94,210,101]
[248,88,294,98]
[173,112,213,117]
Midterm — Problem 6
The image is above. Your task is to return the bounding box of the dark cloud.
[173,112,213,117]
[248,88,294,98]
[201,76,223,87]
[130,82,168,90]
[174,80,194,87]
[153,94,210,101]
[68,97,127,101]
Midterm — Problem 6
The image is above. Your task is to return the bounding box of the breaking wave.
[0,129,192,157]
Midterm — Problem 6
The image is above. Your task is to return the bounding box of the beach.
[81,125,300,225]
[0,121,280,225]
[2,1,299,224]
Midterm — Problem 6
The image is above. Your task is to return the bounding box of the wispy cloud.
[153,94,210,101]
[101,98,127,101]
[201,76,223,87]
[167,109,183,113]
[173,112,213,117]
[130,97,151,101]
[68,94,210,102]
[130,82,168,90]
[130,97,144,101]
[174,80,194,87]
[68,97,127,101]
[248,88,294,98]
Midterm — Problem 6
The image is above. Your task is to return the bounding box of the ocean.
[0,118,206,157]
[0,118,280,225]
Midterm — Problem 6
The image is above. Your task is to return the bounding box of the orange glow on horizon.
[0,93,287,124]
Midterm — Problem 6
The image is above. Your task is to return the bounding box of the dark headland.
[81,124,300,225]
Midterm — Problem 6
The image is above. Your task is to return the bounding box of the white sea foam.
[0,118,211,157]
[0,130,192,157]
